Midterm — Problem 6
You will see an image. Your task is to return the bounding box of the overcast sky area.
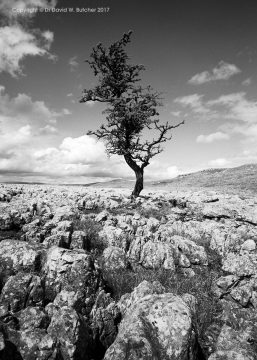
[1,0,257,184]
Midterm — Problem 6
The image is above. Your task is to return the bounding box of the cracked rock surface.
[0,183,257,359]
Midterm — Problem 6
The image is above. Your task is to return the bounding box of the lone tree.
[80,31,183,197]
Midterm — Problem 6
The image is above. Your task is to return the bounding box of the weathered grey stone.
[104,291,199,360]
[241,239,256,252]
[139,241,175,270]
[208,325,256,360]
[0,240,45,276]
[222,253,257,276]
[102,246,128,270]
[42,247,100,314]
[47,306,91,360]
[0,273,43,316]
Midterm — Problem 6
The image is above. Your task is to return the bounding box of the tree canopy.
[80,31,183,196]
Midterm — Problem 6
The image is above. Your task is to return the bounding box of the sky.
[1,0,257,184]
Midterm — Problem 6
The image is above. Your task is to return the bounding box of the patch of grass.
[73,217,106,255]
[102,254,222,358]
[108,202,172,222]
[137,201,176,221]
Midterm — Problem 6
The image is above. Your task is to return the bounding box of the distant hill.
[2,164,256,195]
[85,163,257,195]
[151,163,257,194]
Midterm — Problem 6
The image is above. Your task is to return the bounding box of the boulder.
[42,247,100,314]
[52,206,75,222]
[222,253,257,276]
[104,289,200,359]
[139,241,175,270]
[208,325,256,360]
[241,239,256,252]
[99,226,128,249]
[118,280,165,316]
[47,306,91,360]
[90,290,120,351]
[0,240,45,278]
[1,307,50,360]
[102,246,128,270]
[0,273,44,316]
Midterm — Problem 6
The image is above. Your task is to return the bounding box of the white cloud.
[69,56,79,71]
[176,92,257,126]
[229,124,257,143]
[0,0,57,77]
[13,135,131,178]
[176,90,257,164]
[38,125,58,135]
[188,61,241,85]
[85,100,95,107]
[242,78,251,86]
[196,132,230,143]
[0,25,55,77]
[59,136,106,164]
[0,86,70,128]
[0,125,31,157]
[174,94,207,113]
[171,111,181,117]
[145,162,179,180]
[208,92,257,124]
[0,124,181,182]
[0,87,71,169]
[208,158,230,167]
[174,93,213,116]
[42,30,54,50]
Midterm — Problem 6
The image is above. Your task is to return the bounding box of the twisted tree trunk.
[124,154,144,197]
[132,168,144,197]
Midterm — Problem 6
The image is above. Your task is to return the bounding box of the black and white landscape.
[1,0,257,359]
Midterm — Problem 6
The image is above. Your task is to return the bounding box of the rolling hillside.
[85,164,257,195]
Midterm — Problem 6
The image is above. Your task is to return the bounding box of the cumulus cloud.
[0,125,31,157]
[0,25,55,77]
[0,126,181,182]
[59,136,107,165]
[68,56,79,71]
[0,85,70,128]
[242,78,251,86]
[188,61,241,85]
[144,162,179,180]
[208,158,230,167]
[38,125,58,135]
[0,86,71,173]
[176,90,257,162]
[85,101,96,107]
[174,93,211,115]
[5,135,131,178]
[208,92,257,124]
[0,0,57,77]
[170,111,181,117]
[176,91,257,126]
[196,132,230,143]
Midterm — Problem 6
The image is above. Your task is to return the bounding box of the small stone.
[241,239,256,252]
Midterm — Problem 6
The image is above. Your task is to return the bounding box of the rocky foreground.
[0,183,257,359]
